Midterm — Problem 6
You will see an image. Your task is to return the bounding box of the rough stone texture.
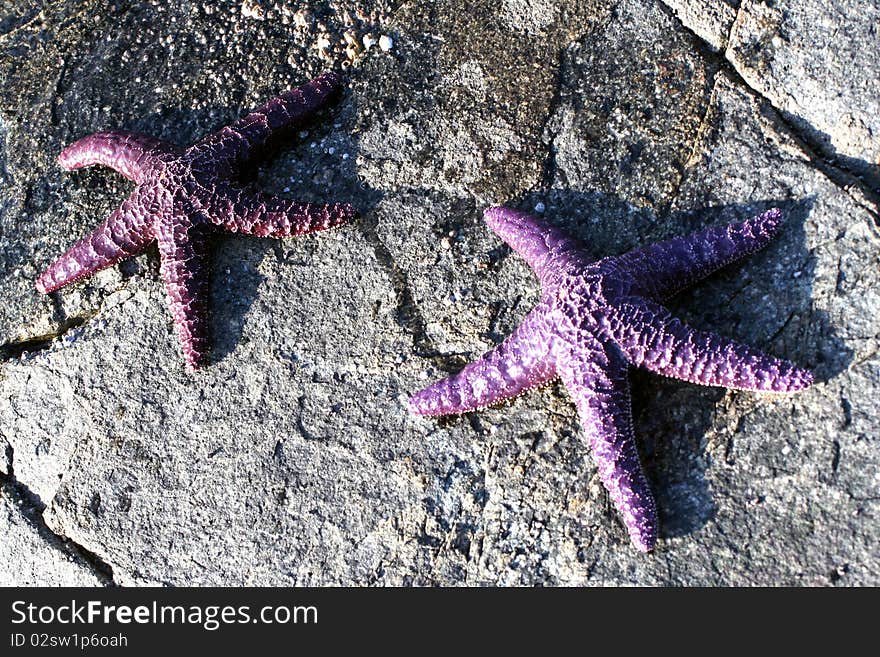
[0,0,877,585]
[664,0,880,191]
[660,0,739,51]
[0,480,104,586]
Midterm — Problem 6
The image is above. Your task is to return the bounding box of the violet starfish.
[410,206,813,552]
[37,72,355,370]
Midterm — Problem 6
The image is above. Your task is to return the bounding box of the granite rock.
[663,0,880,191]
[660,0,739,51]
[0,0,877,585]
[0,480,104,587]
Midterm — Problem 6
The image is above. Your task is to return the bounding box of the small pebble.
[362,34,377,50]
[534,202,546,213]
[379,35,393,51]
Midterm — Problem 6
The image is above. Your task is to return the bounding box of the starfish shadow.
[758,103,880,205]
[205,98,372,367]
[497,189,852,540]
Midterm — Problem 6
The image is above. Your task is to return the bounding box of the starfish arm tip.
[761,206,783,222]
[633,534,657,553]
[315,70,343,90]
[785,366,814,392]
[407,381,479,416]
[57,141,95,171]
[482,205,526,235]
[179,340,210,373]
[748,361,814,394]
[56,148,75,170]
[620,494,659,552]
[482,205,504,222]
[337,202,358,224]
[222,196,356,237]
[34,259,87,295]
[57,138,93,168]
[299,202,357,233]
[184,358,206,373]
[55,130,167,183]
[479,205,576,281]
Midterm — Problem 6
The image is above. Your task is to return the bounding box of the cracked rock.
[0,480,104,586]
[660,0,739,51]
[0,0,877,585]
[666,0,880,192]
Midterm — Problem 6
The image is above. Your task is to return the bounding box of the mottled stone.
[547,0,714,210]
[355,0,611,200]
[0,0,877,585]
[0,481,103,586]
[663,0,880,190]
[726,0,880,189]
[660,0,739,51]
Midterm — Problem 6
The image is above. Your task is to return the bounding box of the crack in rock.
[2,446,114,585]
[0,314,93,362]
[657,0,880,221]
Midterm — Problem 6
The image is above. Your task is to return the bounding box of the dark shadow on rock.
[0,475,114,583]
[209,87,384,367]
[477,189,853,540]
[766,104,880,207]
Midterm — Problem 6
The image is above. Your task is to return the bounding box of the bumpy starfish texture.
[37,72,355,370]
[410,206,813,552]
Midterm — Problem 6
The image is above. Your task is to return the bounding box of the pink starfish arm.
[409,304,557,415]
[623,208,784,301]
[58,130,177,183]
[484,206,585,284]
[156,218,211,371]
[209,188,355,237]
[36,192,154,294]
[611,298,813,392]
[558,345,658,552]
[194,72,343,166]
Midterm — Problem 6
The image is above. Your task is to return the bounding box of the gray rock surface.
[1,480,104,586]
[660,0,739,51]
[0,0,877,585]
[664,0,880,190]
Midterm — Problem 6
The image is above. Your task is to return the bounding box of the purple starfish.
[37,72,355,370]
[410,206,813,552]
